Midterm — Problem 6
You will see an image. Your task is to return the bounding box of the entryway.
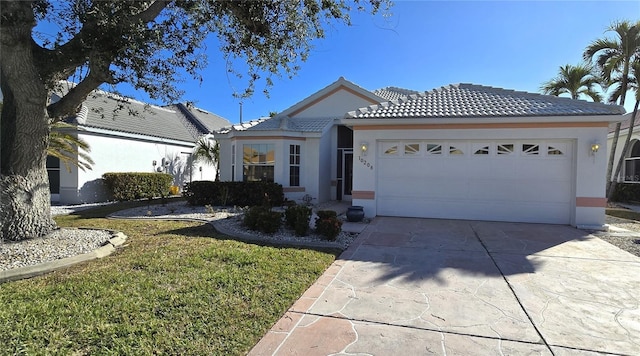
[336,125,354,201]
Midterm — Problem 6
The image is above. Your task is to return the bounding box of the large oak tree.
[0,0,387,241]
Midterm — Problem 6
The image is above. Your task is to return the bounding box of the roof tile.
[350,84,625,119]
[71,92,230,142]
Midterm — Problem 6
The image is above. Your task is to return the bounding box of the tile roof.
[348,83,626,119]
[216,117,270,134]
[217,116,333,133]
[373,87,420,101]
[609,111,640,133]
[181,105,231,132]
[68,92,230,142]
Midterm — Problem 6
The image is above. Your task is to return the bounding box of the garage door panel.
[379,178,470,199]
[376,140,573,224]
[377,197,570,224]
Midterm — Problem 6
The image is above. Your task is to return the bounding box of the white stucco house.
[215,77,625,229]
[48,90,230,204]
[606,110,640,183]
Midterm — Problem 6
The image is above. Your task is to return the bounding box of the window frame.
[289,144,301,187]
[242,143,276,182]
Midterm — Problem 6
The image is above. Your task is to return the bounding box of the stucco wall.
[352,124,609,228]
[58,132,214,204]
[290,89,377,119]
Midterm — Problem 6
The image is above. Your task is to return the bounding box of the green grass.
[0,200,338,355]
[606,208,640,222]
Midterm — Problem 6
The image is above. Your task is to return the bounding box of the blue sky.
[66,1,640,122]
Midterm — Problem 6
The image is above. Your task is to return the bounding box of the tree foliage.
[0,0,390,240]
[47,122,94,172]
[540,63,602,102]
[192,136,220,180]
[582,20,640,197]
[26,0,389,113]
[584,20,640,107]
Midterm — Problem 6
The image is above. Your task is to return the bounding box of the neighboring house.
[216,77,625,229]
[606,111,640,183]
[48,90,231,204]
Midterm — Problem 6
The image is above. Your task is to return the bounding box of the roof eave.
[277,77,383,118]
[216,129,323,139]
[341,114,624,127]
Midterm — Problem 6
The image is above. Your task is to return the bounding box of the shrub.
[103,172,172,201]
[315,214,342,241]
[611,183,640,202]
[244,206,282,234]
[183,181,284,207]
[285,204,312,236]
[243,206,262,230]
[316,210,337,220]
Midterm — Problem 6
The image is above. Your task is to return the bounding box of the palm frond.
[192,137,219,166]
[540,63,602,101]
[584,20,640,106]
[47,122,94,172]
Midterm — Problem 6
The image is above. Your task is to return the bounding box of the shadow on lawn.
[66,197,186,219]
[163,222,343,256]
[66,199,342,257]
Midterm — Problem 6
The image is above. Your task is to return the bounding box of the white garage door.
[376,140,573,224]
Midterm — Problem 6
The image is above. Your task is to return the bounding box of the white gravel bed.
[51,202,116,216]
[110,201,358,249]
[600,215,640,258]
[12,201,636,275]
[0,228,113,271]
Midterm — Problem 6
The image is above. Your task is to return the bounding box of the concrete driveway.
[249,217,640,356]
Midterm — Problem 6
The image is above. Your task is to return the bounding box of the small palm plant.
[192,136,220,180]
[47,121,94,172]
[540,63,603,102]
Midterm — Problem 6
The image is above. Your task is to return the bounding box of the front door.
[344,152,353,199]
[337,149,353,201]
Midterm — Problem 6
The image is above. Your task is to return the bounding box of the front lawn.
[0,202,338,355]
[606,207,640,221]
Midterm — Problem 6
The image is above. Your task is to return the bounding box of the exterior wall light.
[591,142,600,155]
[360,142,369,156]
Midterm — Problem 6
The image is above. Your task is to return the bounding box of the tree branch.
[46,58,112,120]
[34,1,169,83]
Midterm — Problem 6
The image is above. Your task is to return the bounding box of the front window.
[46,156,60,194]
[243,144,275,182]
[289,144,300,186]
[231,144,235,181]
[624,140,640,182]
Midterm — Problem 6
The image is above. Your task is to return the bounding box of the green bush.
[183,181,284,207]
[244,206,282,234]
[611,183,640,202]
[285,204,312,236]
[103,173,172,201]
[315,213,342,241]
[316,210,337,220]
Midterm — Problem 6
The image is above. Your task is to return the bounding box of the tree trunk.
[1,4,56,241]
[608,100,640,199]
[605,122,621,198]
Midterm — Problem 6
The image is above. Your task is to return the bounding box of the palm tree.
[192,136,220,181]
[584,20,640,197]
[47,122,94,172]
[610,58,640,198]
[541,63,603,102]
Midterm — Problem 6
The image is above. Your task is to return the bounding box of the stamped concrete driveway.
[250,217,640,356]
